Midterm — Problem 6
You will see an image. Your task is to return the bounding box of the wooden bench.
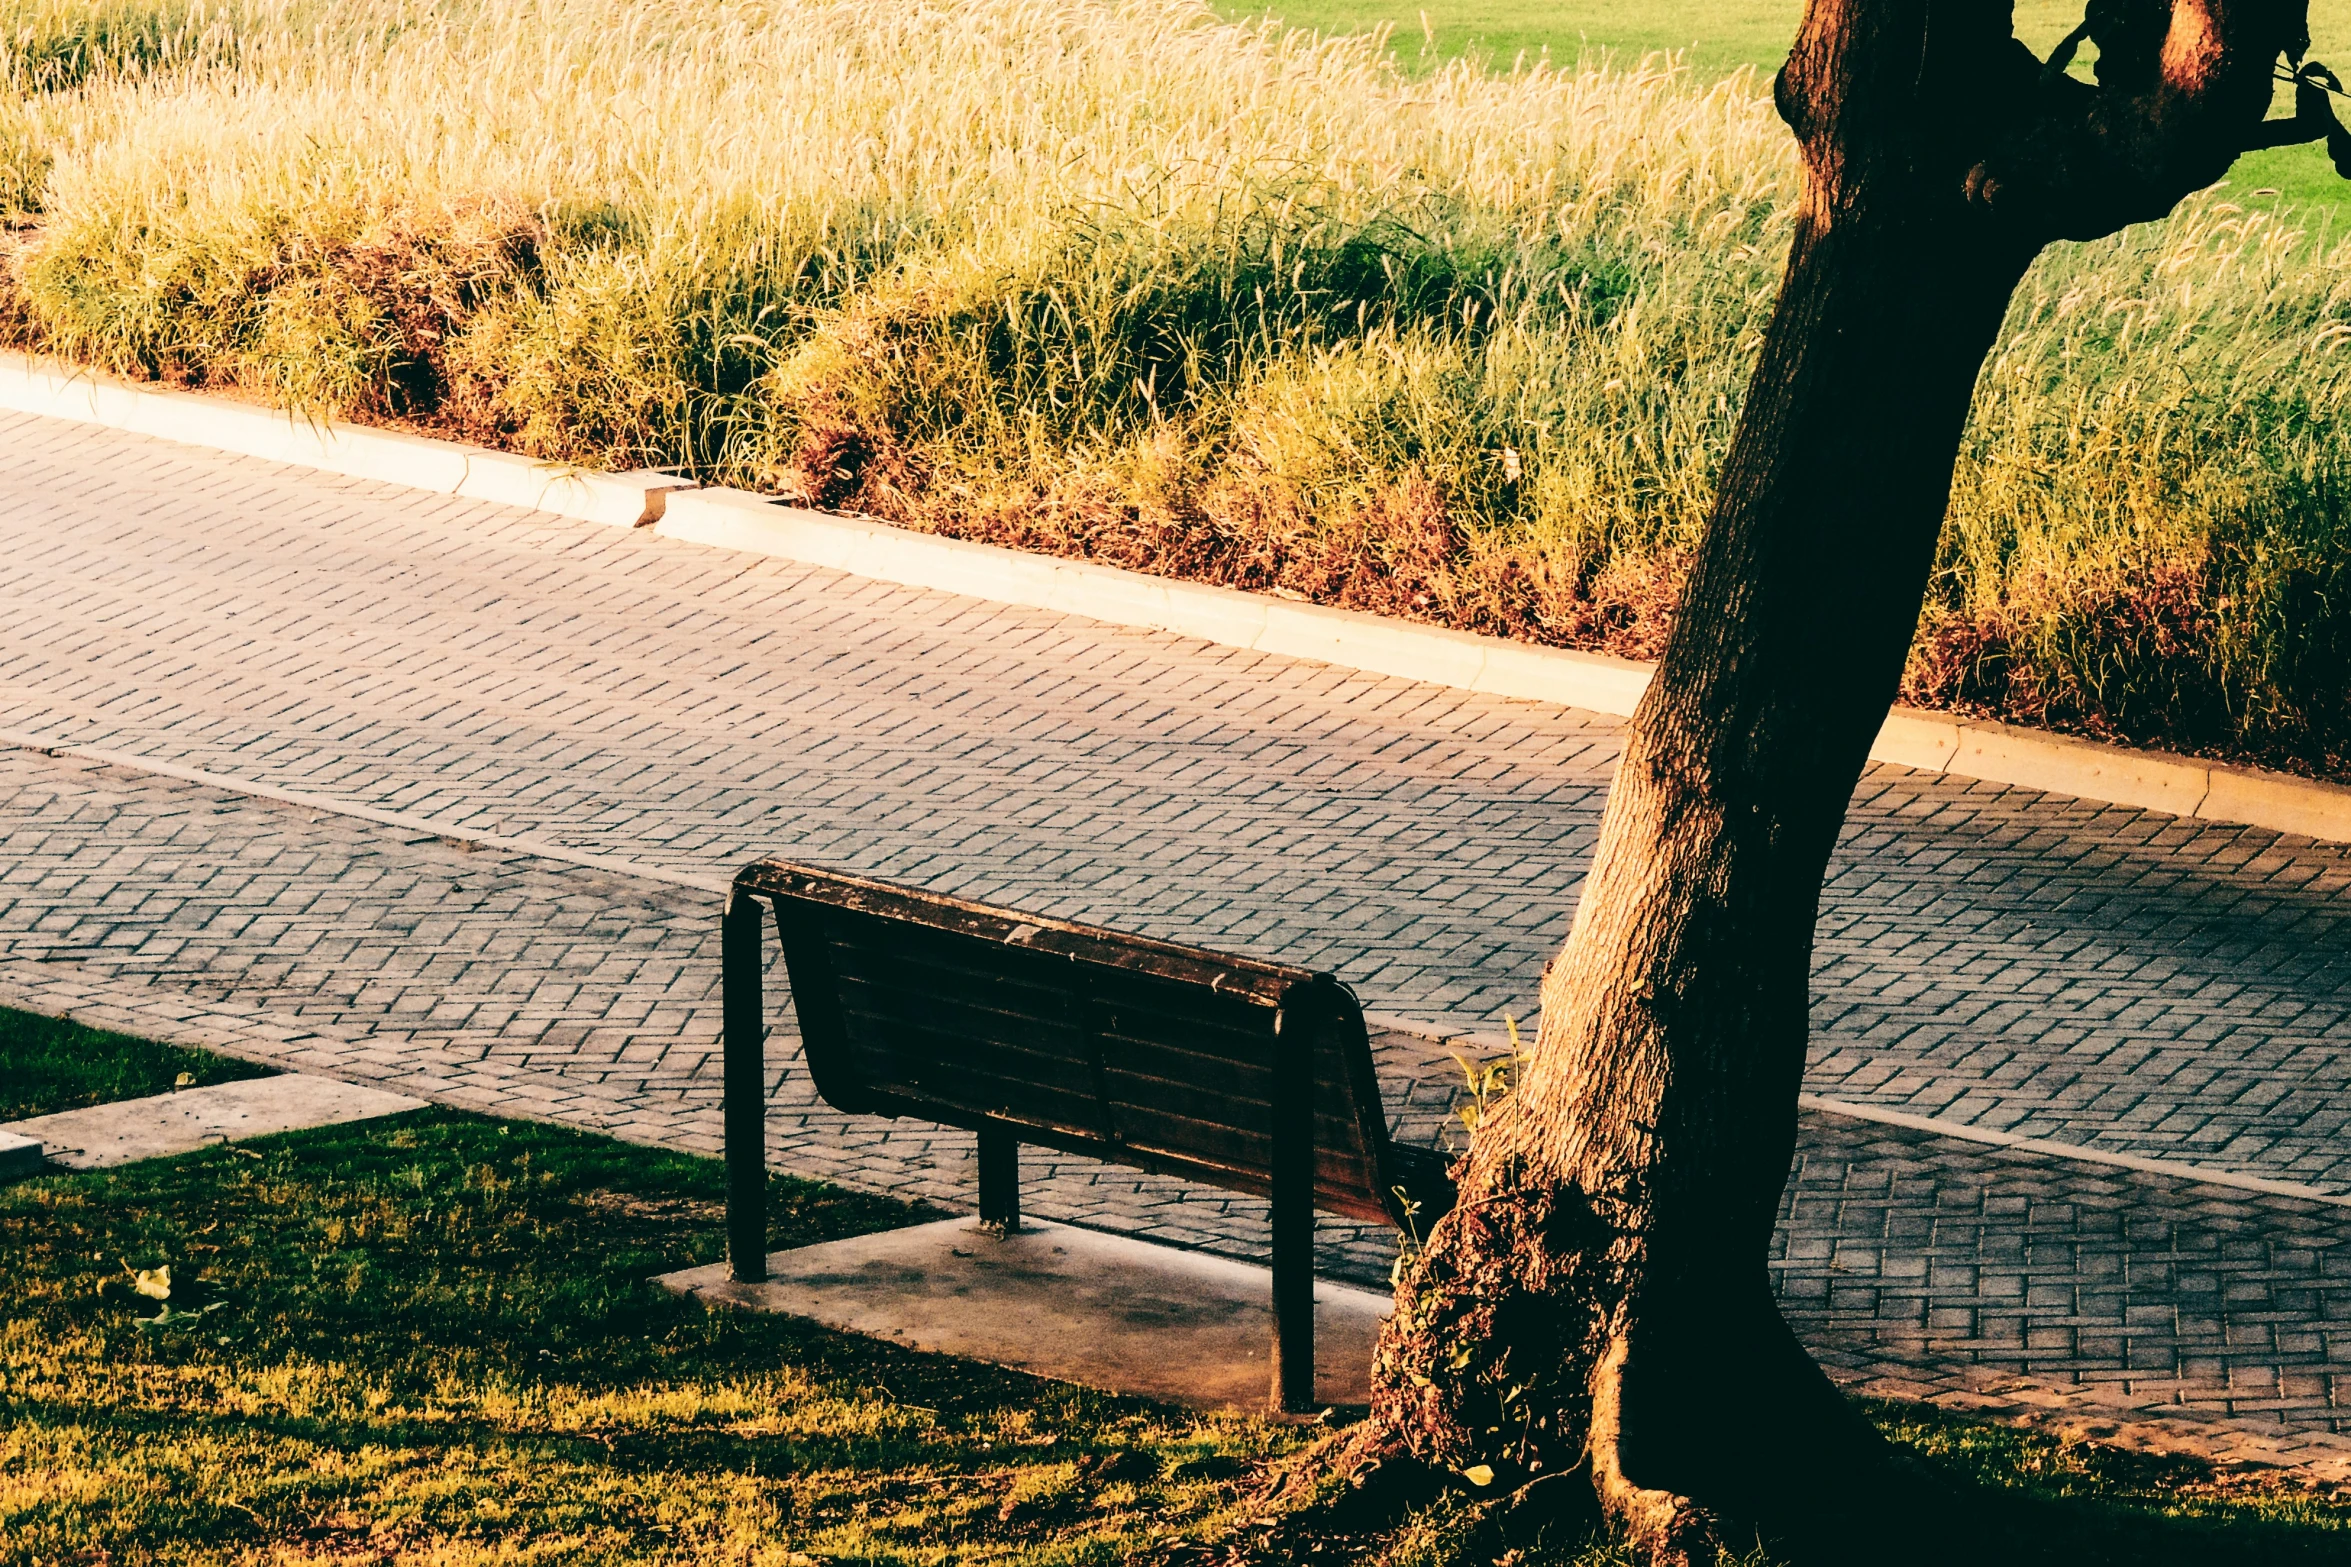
[720,858,1455,1412]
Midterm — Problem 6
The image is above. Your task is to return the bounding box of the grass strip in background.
[3,0,2350,778]
[1212,0,2350,212]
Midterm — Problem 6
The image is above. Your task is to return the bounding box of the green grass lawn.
[1221,0,2350,213]
[6,1007,2351,1563]
[0,1043,1286,1561]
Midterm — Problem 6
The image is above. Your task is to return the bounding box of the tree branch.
[2240,63,2351,171]
[1957,0,2334,242]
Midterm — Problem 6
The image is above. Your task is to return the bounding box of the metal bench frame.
[719,859,1450,1412]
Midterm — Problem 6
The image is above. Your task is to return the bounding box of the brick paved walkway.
[3,410,2349,1472]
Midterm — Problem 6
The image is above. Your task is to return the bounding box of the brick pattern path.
[3,410,2349,1473]
[5,747,2345,1473]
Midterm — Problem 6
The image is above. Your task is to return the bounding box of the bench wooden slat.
[770,872,1298,1004]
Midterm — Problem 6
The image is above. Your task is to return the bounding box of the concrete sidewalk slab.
[0,1129,42,1179]
[2,1074,427,1169]
[659,1218,1392,1411]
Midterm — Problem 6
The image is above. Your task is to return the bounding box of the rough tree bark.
[1359,2,2347,1561]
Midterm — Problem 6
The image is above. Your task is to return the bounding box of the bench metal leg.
[724,890,768,1284]
[977,1124,1021,1232]
[1270,1181,1314,1414]
[1269,1032,1315,1414]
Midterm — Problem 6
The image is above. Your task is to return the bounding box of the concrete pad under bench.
[659,1217,1392,1412]
[1,1074,427,1169]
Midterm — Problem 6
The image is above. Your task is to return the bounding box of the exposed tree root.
[1141,1421,1452,1566]
[1209,1172,1948,1566]
[1146,1427,1604,1567]
[1370,1179,1618,1485]
[1168,1357,1947,1567]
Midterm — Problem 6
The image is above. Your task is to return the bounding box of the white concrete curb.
[1794,1093,2351,1210]
[7,351,2347,845]
[654,484,1657,712]
[0,353,691,528]
[656,486,2351,845]
[2,1073,428,1170]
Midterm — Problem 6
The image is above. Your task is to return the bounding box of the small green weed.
[1448,1014,1523,1142]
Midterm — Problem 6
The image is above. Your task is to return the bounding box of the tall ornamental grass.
[4,0,2347,775]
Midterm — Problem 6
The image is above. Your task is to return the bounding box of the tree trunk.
[1364,0,2331,1560]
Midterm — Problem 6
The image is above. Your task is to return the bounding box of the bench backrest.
[739,859,1412,1226]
